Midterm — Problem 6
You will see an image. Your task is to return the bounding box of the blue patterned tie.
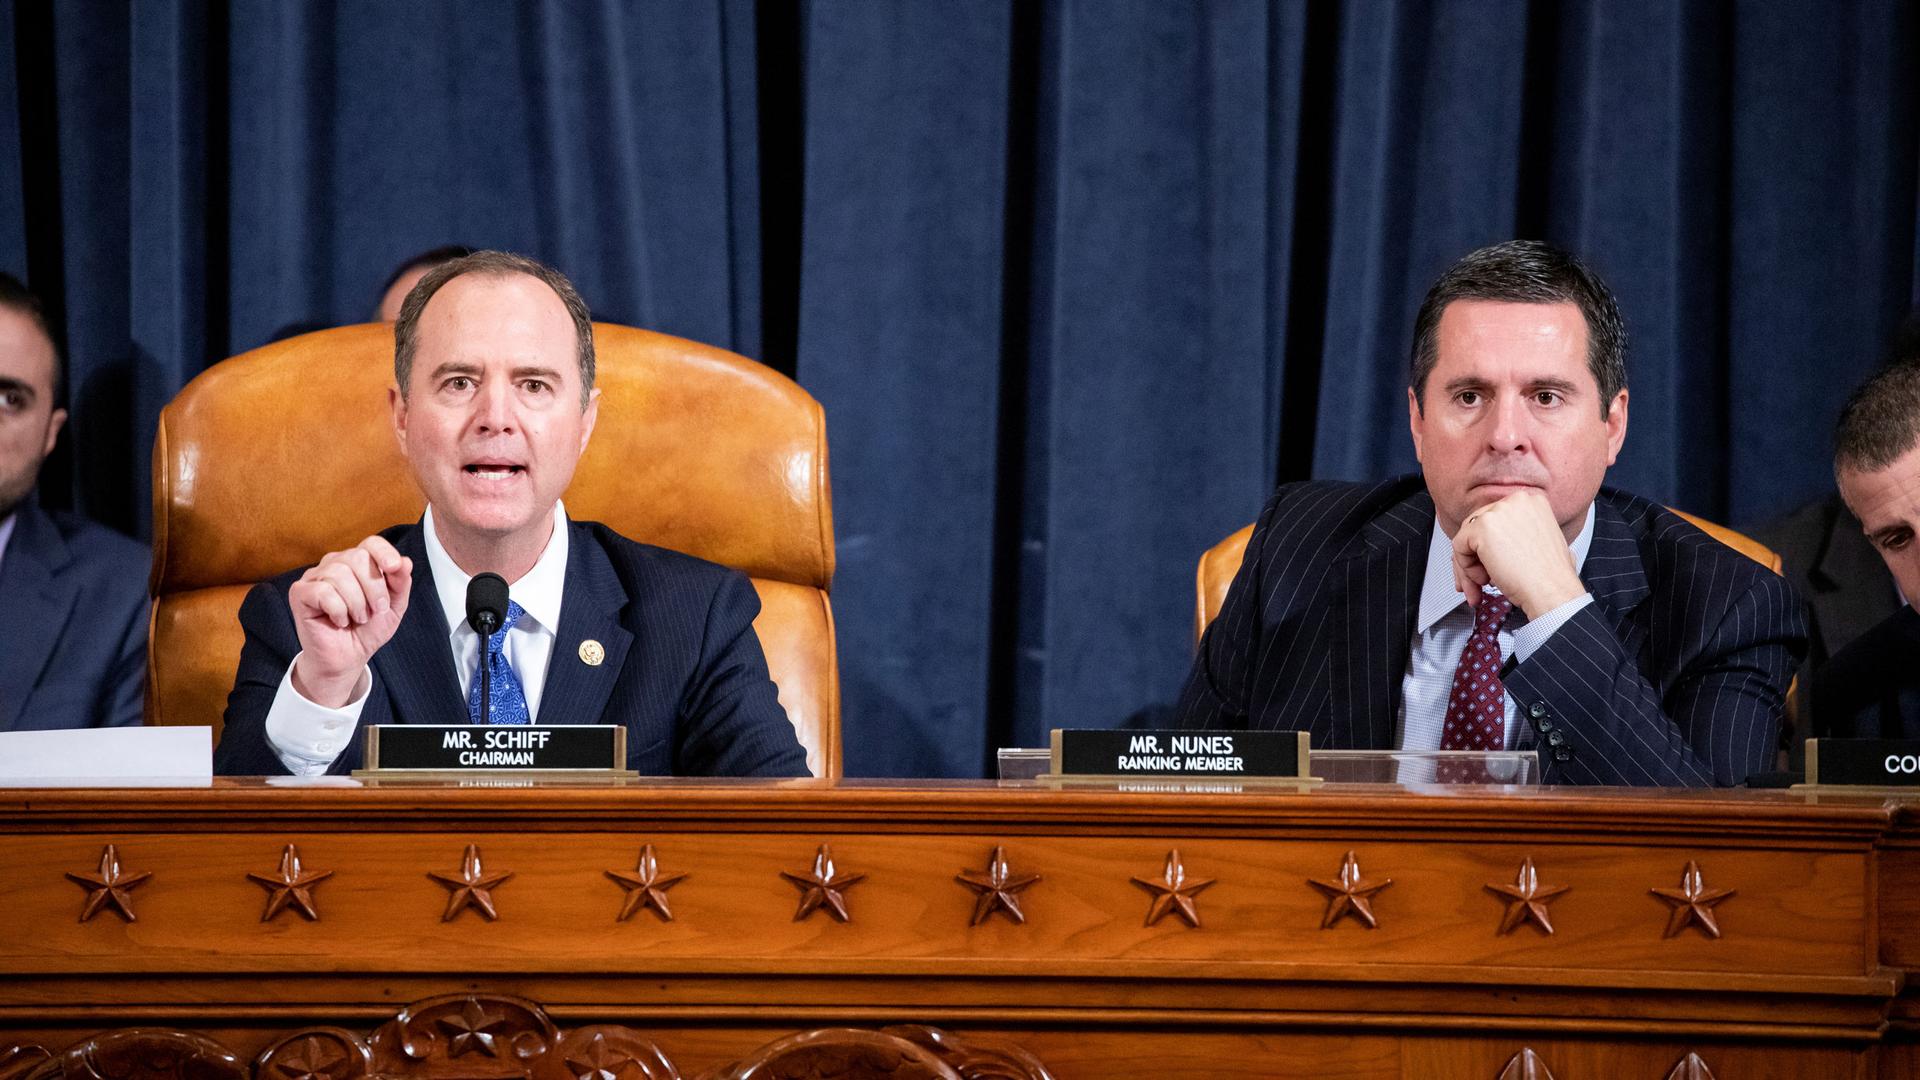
[467,600,530,725]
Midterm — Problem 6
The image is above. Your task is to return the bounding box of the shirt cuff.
[1510,593,1595,664]
[263,654,372,776]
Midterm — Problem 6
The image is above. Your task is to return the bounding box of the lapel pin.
[579,640,606,667]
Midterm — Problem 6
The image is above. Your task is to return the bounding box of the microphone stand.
[475,611,497,725]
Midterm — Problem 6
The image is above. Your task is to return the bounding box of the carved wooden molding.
[248,844,331,923]
[781,844,865,923]
[1307,850,1391,930]
[1484,857,1567,936]
[1665,1052,1717,1080]
[21,1029,246,1080]
[3,996,1053,1080]
[1130,850,1213,928]
[426,845,512,922]
[65,844,150,923]
[606,844,687,923]
[955,846,1039,926]
[1650,860,1734,940]
[0,1043,51,1080]
[1496,1047,1555,1080]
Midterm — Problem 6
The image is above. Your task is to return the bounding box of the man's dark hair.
[1409,240,1627,418]
[1835,358,1920,476]
[0,271,61,402]
[377,244,474,305]
[392,250,595,408]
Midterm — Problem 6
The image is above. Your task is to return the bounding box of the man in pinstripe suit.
[1176,241,1805,787]
[214,251,809,778]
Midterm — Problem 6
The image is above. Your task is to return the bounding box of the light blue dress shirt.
[1397,503,1596,755]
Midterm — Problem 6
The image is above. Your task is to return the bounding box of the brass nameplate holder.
[1048,729,1315,782]
[354,725,635,779]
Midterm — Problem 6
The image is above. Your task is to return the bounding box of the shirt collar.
[422,501,570,639]
[1416,502,1595,635]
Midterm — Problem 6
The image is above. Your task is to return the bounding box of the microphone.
[466,573,509,724]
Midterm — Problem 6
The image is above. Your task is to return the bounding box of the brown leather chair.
[148,322,841,777]
[1194,509,1783,643]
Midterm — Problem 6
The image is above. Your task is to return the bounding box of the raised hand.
[287,536,413,707]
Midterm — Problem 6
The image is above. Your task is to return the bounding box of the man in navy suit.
[215,251,808,777]
[0,273,148,732]
[1176,241,1805,787]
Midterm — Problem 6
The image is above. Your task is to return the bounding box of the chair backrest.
[149,322,841,777]
[1193,509,1783,644]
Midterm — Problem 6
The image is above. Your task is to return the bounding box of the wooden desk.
[0,779,1913,1078]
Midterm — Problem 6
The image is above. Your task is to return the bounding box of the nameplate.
[1049,729,1311,779]
[362,725,627,773]
[1806,739,1920,788]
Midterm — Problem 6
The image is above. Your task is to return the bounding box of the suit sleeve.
[1174,493,1286,730]
[674,571,812,777]
[215,582,302,775]
[1503,569,1805,787]
[95,569,148,729]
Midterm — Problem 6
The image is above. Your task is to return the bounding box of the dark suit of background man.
[0,272,148,732]
[1176,241,1806,787]
[1814,364,1920,738]
[1753,314,1920,754]
[215,251,809,777]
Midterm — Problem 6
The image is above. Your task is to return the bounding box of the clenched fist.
[1449,489,1588,619]
[288,536,413,707]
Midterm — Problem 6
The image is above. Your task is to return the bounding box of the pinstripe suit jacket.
[214,519,810,778]
[1175,476,1807,787]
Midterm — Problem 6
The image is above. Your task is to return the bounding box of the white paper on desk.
[0,726,213,784]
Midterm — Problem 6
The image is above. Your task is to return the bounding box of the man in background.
[0,273,148,730]
[1814,362,1920,737]
[1754,314,1920,754]
[373,245,473,322]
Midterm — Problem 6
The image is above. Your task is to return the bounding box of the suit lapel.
[371,525,468,726]
[1580,497,1652,634]
[0,505,75,731]
[538,523,633,726]
[1326,490,1430,749]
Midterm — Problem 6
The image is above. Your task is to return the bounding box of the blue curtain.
[5,0,1915,777]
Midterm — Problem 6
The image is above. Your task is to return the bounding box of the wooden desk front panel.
[0,781,1903,1078]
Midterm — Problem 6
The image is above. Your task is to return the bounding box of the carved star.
[1497,1047,1557,1080]
[781,844,866,922]
[565,1033,635,1080]
[248,844,334,922]
[65,844,152,923]
[1665,1052,1716,1080]
[435,997,509,1058]
[1131,849,1214,928]
[955,846,1040,925]
[272,1036,347,1080]
[427,844,514,922]
[1651,860,1734,939]
[606,844,688,922]
[1308,850,1392,929]
[1485,857,1569,935]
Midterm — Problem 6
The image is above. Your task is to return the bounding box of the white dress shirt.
[264,502,572,775]
[1397,503,1595,759]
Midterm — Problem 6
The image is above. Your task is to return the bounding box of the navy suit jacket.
[214,519,810,777]
[1812,606,1920,740]
[1175,477,1807,787]
[0,500,148,731]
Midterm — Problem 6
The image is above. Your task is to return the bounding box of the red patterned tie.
[1439,595,1513,754]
